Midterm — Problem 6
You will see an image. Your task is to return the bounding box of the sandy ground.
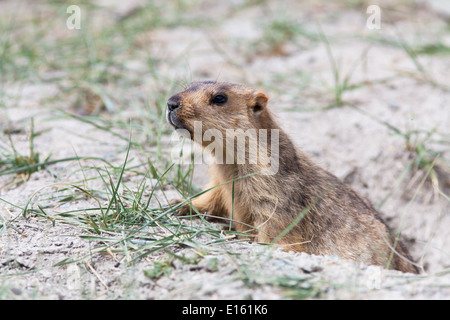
[0,0,449,299]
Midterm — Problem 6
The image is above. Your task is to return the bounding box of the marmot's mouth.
[167,110,186,130]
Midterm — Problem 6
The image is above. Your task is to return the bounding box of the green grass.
[1,118,45,179]
[317,24,374,109]
[0,117,117,192]
[1,139,228,260]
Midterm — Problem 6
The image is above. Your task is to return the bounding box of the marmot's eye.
[211,94,227,105]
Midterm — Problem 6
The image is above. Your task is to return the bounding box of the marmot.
[167,80,419,274]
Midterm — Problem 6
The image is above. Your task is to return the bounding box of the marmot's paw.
[167,199,197,216]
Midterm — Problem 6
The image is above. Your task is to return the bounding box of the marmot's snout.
[167,95,181,112]
[166,94,185,130]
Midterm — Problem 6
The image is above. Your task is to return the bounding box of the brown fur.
[167,81,419,274]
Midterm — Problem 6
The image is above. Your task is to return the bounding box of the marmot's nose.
[167,97,181,111]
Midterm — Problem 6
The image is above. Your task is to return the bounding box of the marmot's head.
[167,81,270,139]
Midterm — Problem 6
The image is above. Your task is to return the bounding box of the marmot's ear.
[251,91,269,116]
